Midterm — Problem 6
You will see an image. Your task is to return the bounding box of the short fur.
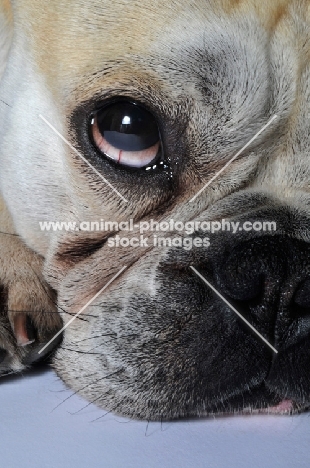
[0,0,310,419]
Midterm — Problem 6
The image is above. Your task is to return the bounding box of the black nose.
[213,236,310,349]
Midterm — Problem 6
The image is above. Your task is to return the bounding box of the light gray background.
[1,366,309,468]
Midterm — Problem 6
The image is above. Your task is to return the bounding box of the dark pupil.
[96,101,159,152]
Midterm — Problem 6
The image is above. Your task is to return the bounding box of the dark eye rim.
[87,97,168,173]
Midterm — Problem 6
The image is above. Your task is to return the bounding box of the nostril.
[216,240,272,303]
[0,348,7,364]
[220,252,264,302]
[223,272,264,302]
[293,278,310,310]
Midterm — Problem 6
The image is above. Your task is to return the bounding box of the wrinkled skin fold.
[0,0,310,419]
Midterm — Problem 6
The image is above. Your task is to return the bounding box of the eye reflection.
[122,115,131,125]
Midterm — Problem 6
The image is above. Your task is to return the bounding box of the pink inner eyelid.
[92,120,160,167]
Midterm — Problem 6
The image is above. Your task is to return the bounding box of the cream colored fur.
[0,0,310,419]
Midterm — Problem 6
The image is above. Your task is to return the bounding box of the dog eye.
[90,101,163,169]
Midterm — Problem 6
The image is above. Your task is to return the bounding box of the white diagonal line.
[189,115,278,202]
[38,266,127,354]
[190,266,278,354]
[39,114,128,203]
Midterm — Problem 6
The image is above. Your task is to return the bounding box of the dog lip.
[259,399,294,414]
[207,398,297,417]
[240,399,296,416]
[202,381,297,416]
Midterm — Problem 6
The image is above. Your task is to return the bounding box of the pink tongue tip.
[243,399,294,415]
[264,399,294,414]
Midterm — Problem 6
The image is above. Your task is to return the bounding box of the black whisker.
[61,310,90,322]
[90,408,114,422]
[0,230,18,237]
[28,264,90,323]
[7,308,61,316]
[60,347,103,355]
[51,373,98,412]
[90,401,123,423]
[69,394,103,415]
[52,368,124,412]
[70,333,117,344]
[0,99,12,108]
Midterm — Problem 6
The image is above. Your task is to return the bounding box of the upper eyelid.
[88,97,165,132]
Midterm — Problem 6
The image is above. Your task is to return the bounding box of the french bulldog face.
[0,0,310,419]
